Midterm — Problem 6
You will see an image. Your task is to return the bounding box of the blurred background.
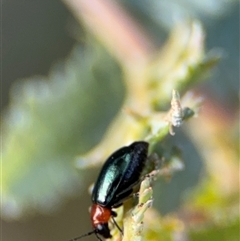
[2,0,239,241]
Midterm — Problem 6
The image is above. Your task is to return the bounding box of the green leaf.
[2,45,124,219]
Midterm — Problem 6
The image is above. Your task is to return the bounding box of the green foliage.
[189,219,239,241]
[2,45,124,218]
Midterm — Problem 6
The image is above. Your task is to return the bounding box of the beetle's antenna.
[68,230,96,241]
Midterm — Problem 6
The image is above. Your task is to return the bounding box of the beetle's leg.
[112,217,123,236]
[95,233,103,241]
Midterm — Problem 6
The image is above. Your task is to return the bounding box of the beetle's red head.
[91,204,112,238]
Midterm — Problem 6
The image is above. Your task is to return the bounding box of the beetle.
[70,141,149,241]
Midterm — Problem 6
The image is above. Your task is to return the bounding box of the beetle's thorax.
[91,204,112,226]
[90,204,112,238]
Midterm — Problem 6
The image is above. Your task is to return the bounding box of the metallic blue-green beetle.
[71,141,149,241]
